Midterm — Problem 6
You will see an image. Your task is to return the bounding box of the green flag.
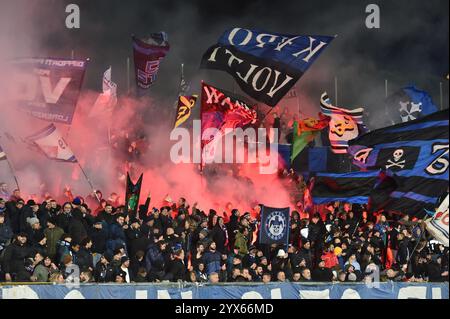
[291,121,316,163]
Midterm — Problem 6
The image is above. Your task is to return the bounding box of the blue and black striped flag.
[348,109,449,217]
[311,170,381,205]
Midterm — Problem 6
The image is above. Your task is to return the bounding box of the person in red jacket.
[321,245,339,269]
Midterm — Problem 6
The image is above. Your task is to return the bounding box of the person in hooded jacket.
[43,218,64,260]
[19,200,40,233]
[37,200,52,228]
[76,238,94,272]
[209,216,228,254]
[164,248,186,282]
[126,217,144,257]
[312,259,334,282]
[68,208,88,244]
[2,233,33,281]
[5,199,24,234]
[203,241,222,275]
[145,239,168,281]
[226,209,240,250]
[129,250,146,279]
[298,240,314,269]
[0,212,13,251]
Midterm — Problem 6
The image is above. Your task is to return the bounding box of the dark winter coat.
[2,240,33,275]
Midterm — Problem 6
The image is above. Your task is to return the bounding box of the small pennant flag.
[174,95,198,128]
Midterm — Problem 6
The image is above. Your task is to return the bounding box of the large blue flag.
[259,205,290,245]
[201,28,334,106]
[349,109,449,217]
[386,85,439,124]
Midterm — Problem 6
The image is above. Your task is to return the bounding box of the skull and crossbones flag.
[386,85,438,124]
[320,92,366,154]
[348,109,449,217]
[259,205,290,245]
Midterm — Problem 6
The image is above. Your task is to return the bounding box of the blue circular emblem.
[265,211,287,241]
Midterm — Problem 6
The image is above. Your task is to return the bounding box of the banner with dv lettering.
[11,58,88,124]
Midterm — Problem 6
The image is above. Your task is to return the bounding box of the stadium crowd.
[0,182,448,284]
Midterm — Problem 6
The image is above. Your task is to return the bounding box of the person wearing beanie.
[30,230,47,257]
[114,256,130,283]
[19,200,39,233]
[72,197,82,206]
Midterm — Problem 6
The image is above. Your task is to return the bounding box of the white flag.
[425,194,449,247]
[89,67,117,118]
[27,124,77,162]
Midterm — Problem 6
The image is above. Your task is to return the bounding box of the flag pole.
[77,162,100,203]
[385,79,388,98]
[334,76,338,106]
[126,57,131,95]
[4,157,20,191]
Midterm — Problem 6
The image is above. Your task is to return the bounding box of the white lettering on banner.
[203,85,224,104]
[157,290,171,299]
[181,291,193,299]
[242,291,264,299]
[224,49,244,67]
[341,289,362,299]
[12,72,71,105]
[292,37,328,62]
[136,290,148,299]
[252,67,272,91]
[64,290,85,299]
[432,287,442,299]
[425,143,449,175]
[228,28,253,46]
[270,288,282,299]
[0,285,447,299]
[274,36,301,52]
[266,70,294,97]
[207,46,220,62]
[255,33,278,48]
[398,286,427,299]
[1,286,39,299]
[207,46,295,101]
[237,64,258,83]
[299,289,330,299]
[227,28,327,63]
[44,60,85,68]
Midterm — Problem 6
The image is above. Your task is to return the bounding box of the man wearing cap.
[2,232,32,281]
